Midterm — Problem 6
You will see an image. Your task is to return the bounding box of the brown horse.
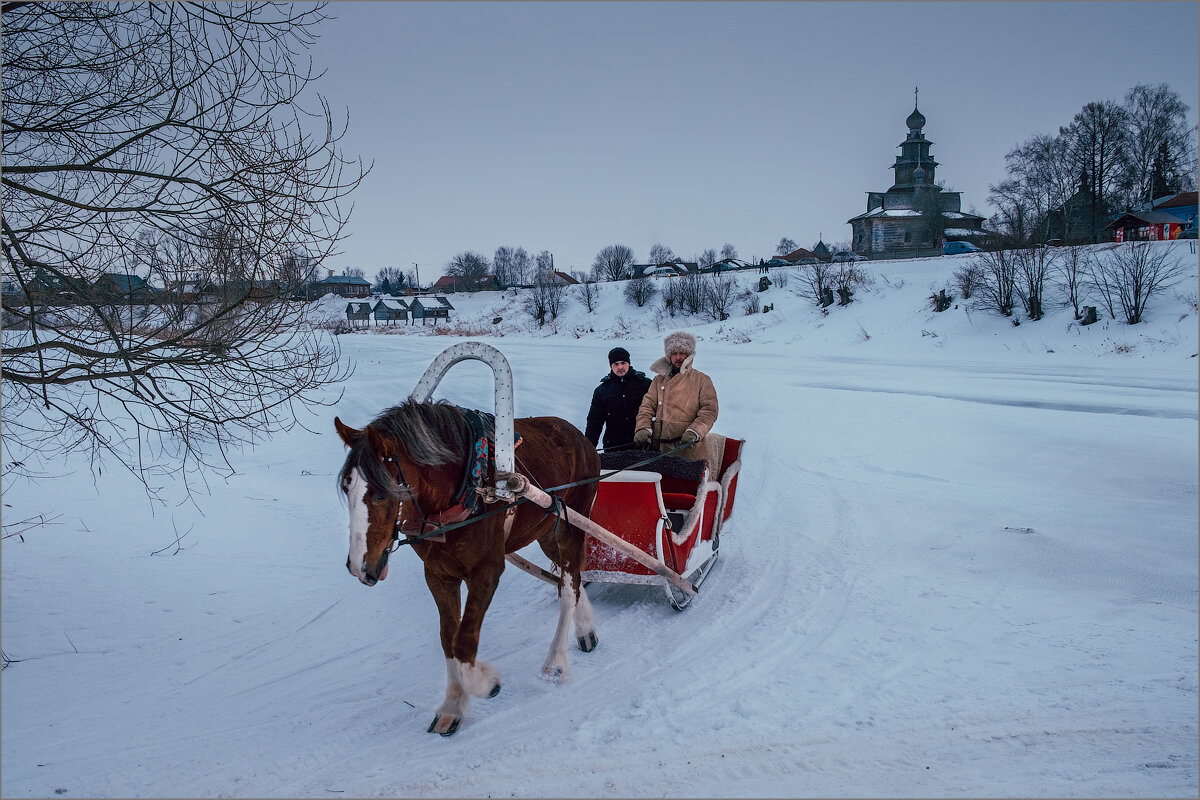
[334,399,601,736]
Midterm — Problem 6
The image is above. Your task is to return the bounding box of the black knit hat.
[608,346,631,365]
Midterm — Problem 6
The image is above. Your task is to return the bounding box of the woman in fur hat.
[633,331,718,461]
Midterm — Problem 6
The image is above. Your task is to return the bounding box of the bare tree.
[374,266,407,294]
[1119,83,1196,205]
[592,244,636,282]
[720,242,739,261]
[534,250,555,283]
[973,249,1018,317]
[1014,247,1054,321]
[647,243,676,266]
[444,252,491,290]
[1061,101,1127,243]
[987,178,1035,245]
[991,133,1076,244]
[1051,245,1088,319]
[952,262,984,300]
[798,260,836,306]
[697,248,718,271]
[623,276,658,308]
[571,272,602,313]
[1087,241,1190,324]
[660,279,681,317]
[677,272,707,316]
[493,246,531,288]
[776,237,797,256]
[832,265,869,306]
[523,273,566,326]
[705,272,739,321]
[1,2,366,494]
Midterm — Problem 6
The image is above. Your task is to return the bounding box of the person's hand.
[681,429,699,444]
[634,428,651,446]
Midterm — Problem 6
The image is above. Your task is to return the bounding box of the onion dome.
[906,105,926,131]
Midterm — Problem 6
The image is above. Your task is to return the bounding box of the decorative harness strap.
[395,408,522,542]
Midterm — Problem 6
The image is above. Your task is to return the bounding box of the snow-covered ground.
[3,243,1197,798]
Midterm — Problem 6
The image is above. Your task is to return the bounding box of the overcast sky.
[306,1,1199,281]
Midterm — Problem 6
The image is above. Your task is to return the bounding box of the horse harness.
[385,409,693,551]
[381,407,520,545]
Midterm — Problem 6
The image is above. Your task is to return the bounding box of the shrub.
[1087,241,1191,324]
[952,262,983,300]
[622,276,657,308]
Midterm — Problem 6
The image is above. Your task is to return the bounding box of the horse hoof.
[488,682,501,698]
[428,715,461,736]
[578,632,598,652]
[540,665,565,683]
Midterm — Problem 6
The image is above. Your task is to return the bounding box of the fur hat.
[607,346,631,365]
[663,331,696,357]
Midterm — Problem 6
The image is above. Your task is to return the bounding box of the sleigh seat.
[585,452,721,582]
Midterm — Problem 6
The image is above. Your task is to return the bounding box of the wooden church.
[847,93,987,259]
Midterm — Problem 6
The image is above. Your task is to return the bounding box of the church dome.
[906,106,926,131]
[913,164,926,182]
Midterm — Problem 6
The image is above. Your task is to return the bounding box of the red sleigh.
[580,436,745,609]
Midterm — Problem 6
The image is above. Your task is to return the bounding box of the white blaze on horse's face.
[346,467,370,582]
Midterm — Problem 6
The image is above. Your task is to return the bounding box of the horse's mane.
[338,399,496,498]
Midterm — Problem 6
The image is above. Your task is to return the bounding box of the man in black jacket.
[585,346,652,451]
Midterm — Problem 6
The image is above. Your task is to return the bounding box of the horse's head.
[335,416,405,586]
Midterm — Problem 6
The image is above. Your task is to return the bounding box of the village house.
[307,270,371,300]
[1102,191,1197,243]
[92,273,154,304]
[1045,168,1114,245]
[534,269,581,286]
[432,274,504,293]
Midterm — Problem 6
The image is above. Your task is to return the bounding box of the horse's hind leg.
[541,578,578,683]
[573,582,598,652]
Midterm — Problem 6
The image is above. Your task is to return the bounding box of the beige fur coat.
[635,353,719,462]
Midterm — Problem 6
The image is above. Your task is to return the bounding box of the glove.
[681,429,700,445]
[633,428,652,446]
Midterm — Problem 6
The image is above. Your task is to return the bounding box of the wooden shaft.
[515,482,697,597]
[504,553,559,585]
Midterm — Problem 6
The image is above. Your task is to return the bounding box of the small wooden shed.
[345,301,373,327]
[410,296,454,325]
[372,298,410,325]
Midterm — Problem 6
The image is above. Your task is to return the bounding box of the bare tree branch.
[1,2,368,495]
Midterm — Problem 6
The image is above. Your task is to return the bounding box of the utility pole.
[413,262,420,292]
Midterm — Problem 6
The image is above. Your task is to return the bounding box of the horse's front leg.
[452,566,503,701]
[425,571,469,737]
